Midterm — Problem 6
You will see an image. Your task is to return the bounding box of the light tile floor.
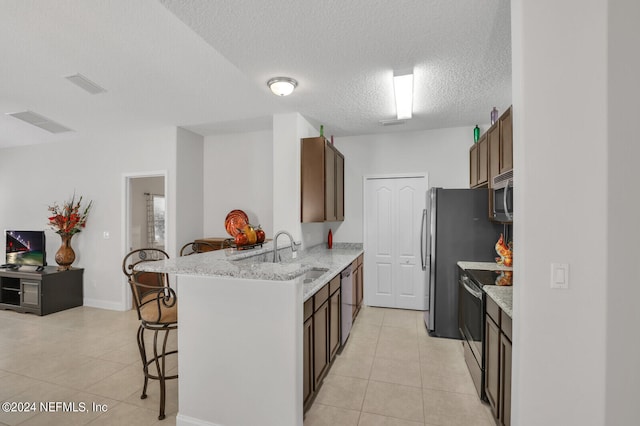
[0,305,493,426]
[304,306,495,426]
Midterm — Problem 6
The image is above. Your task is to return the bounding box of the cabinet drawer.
[502,311,512,341]
[357,254,363,266]
[304,298,313,321]
[486,295,500,325]
[313,284,329,311]
[329,275,340,294]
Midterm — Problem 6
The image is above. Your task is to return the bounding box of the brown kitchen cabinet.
[485,295,512,426]
[303,298,314,408]
[351,254,364,320]
[488,106,513,187]
[303,273,342,412]
[469,133,488,188]
[328,276,341,362]
[301,137,345,223]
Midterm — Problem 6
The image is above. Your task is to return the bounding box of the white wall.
[333,126,473,242]
[605,0,640,424]
[203,129,273,238]
[0,127,178,310]
[512,0,613,424]
[175,128,204,255]
[273,113,325,248]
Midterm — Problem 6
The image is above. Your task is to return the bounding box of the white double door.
[364,175,428,310]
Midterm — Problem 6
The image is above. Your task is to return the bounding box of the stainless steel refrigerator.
[423,188,502,339]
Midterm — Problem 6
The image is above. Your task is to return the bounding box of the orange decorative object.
[495,233,513,267]
[225,210,249,237]
[495,271,513,286]
[255,226,265,243]
[244,225,257,244]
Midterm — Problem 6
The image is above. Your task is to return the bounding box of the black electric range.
[466,269,513,287]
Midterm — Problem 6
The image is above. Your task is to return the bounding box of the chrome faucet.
[272,230,299,262]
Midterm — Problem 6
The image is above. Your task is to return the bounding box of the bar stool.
[122,248,177,420]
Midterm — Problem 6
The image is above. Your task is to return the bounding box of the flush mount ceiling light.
[393,71,414,120]
[267,77,298,96]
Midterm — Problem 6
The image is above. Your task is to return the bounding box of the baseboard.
[176,413,221,426]
[83,298,128,311]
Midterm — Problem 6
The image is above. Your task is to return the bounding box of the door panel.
[365,176,428,310]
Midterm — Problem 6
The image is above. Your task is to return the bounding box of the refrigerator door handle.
[420,208,427,270]
[504,179,513,221]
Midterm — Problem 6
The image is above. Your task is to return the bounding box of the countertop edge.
[484,286,513,319]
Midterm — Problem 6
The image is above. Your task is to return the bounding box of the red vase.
[328,229,333,249]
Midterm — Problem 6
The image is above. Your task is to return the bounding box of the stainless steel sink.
[302,268,329,284]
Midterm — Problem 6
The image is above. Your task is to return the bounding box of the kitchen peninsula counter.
[136,241,363,426]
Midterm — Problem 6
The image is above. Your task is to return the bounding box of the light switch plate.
[550,263,569,289]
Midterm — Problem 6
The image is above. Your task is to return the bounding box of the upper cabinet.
[470,106,513,189]
[470,133,489,188]
[301,137,345,223]
[489,107,513,187]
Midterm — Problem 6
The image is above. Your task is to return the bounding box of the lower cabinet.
[351,255,364,320]
[303,274,342,412]
[485,296,512,426]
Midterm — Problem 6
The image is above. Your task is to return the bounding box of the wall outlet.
[103,231,110,239]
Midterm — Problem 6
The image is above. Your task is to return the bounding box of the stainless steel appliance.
[340,265,353,345]
[492,170,513,223]
[458,268,512,400]
[423,188,502,338]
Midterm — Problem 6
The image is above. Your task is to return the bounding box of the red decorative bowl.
[225,210,249,237]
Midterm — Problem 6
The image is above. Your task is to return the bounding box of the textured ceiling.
[0,0,511,148]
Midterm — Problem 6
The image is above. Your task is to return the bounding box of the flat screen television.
[5,230,47,267]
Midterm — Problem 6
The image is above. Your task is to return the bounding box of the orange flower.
[47,194,93,236]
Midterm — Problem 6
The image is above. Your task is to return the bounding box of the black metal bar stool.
[122,248,177,420]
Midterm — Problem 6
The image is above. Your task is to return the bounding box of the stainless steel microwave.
[492,170,513,223]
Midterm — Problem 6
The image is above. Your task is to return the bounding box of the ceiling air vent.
[65,73,107,94]
[379,119,406,126]
[7,110,74,134]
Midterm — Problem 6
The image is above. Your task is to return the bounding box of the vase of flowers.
[48,194,92,270]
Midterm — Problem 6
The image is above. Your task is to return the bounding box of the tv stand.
[0,267,83,315]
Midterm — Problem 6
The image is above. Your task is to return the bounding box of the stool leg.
[137,325,149,399]
[152,328,171,420]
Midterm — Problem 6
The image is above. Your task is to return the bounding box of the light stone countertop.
[484,286,513,319]
[457,261,513,271]
[136,242,363,302]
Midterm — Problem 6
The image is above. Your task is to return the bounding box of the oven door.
[458,273,484,366]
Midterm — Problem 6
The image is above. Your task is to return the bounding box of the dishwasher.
[340,265,353,346]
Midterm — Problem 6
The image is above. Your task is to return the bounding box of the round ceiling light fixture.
[267,77,298,96]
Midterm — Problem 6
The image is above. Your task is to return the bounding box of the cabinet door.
[499,108,513,174]
[485,315,500,417]
[500,334,512,426]
[21,280,40,308]
[488,124,501,186]
[329,289,341,361]
[477,135,488,186]
[352,261,358,320]
[303,317,313,406]
[469,144,478,187]
[335,151,344,221]
[356,263,363,309]
[301,137,326,222]
[324,144,336,221]
[313,300,329,387]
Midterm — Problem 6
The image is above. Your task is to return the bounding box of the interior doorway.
[363,174,428,310]
[123,172,167,309]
